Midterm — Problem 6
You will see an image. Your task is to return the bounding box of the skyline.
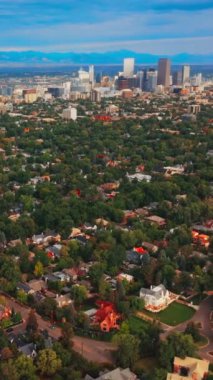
[0,0,212,57]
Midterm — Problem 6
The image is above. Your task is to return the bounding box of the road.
[161,296,213,361]
[6,294,212,363]
[6,296,116,364]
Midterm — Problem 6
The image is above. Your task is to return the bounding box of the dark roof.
[17,282,31,293]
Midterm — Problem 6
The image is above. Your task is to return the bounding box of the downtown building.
[157,58,171,87]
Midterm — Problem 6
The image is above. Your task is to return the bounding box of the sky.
[0,0,212,55]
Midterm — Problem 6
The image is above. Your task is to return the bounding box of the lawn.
[128,316,150,334]
[144,302,195,326]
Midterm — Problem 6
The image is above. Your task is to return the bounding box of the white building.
[126,173,151,183]
[89,65,95,86]
[139,284,178,312]
[123,58,135,77]
[182,65,190,84]
[62,106,77,121]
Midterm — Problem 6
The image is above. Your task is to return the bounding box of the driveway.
[161,296,213,361]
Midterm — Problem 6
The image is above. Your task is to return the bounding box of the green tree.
[14,355,37,380]
[26,309,38,333]
[184,322,201,342]
[113,333,140,368]
[34,261,43,278]
[71,285,87,305]
[61,322,74,348]
[36,348,61,376]
[0,360,19,380]
[17,289,28,304]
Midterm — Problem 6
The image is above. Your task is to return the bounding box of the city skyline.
[0,0,212,58]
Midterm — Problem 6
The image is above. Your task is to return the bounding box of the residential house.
[28,279,47,293]
[55,294,72,308]
[17,282,34,295]
[164,165,185,177]
[167,356,209,380]
[8,239,23,247]
[45,244,62,259]
[145,215,166,227]
[85,367,138,380]
[139,284,178,312]
[95,301,121,333]
[117,273,134,283]
[95,218,110,228]
[126,173,152,183]
[0,305,12,321]
[142,242,159,253]
[53,271,70,283]
[63,268,78,282]
[18,343,37,358]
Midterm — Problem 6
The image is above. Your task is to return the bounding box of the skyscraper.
[157,58,171,87]
[123,58,135,77]
[182,65,190,84]
[89,65,95,86]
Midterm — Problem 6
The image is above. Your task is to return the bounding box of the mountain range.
[0,50,212,66]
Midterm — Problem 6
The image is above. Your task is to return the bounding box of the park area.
[144,302,195,326]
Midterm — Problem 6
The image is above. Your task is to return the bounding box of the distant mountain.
[0,50,212,65]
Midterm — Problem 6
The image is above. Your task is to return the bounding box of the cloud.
[0,1,212,54]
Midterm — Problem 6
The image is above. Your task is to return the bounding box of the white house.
[139,284,178,312]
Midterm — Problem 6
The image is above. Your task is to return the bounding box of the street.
[161,296,213,361]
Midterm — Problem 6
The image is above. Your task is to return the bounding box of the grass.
[128,316,150,334]
[144,302,195,326]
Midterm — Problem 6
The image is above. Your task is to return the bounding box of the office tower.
[90,89,101,102]
[123,58,135,77]
[89,65,95,85]
[157,58,171,87]
[146,70,158,92]
[142,69,157,92]
[136,71,144,89]
[182,65,190,84]
[173,71,182,86]
[117,76,129,90]
[191,73,202,86]
[48,87,64,98]
[96,72,102,83]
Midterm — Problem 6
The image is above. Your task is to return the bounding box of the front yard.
[144,301,195,326]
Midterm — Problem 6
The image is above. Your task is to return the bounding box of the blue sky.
[0,0,212,54]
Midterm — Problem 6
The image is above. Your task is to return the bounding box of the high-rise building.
[182,65,190,84]
[173,71,182,86]
[191,73,202,86]
[89,65,95,86]
[146,70,158,92]
[117,76,129,90]
[136,71,144,89]
[157,58,171,87]
[123,58,135,77]
[90,89,101,102]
